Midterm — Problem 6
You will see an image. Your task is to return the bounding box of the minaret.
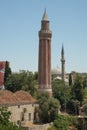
[61,44,65,81]
[38,9,52,95]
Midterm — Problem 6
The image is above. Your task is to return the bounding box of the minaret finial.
[62,43,64,55]
[45,8,46,13]
[42,8,49,21]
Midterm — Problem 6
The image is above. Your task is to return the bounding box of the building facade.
[0,90,38,125]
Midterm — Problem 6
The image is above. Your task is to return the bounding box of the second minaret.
[61,45,65,81]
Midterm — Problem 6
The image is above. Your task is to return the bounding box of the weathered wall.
[8,103,38,124]
[22,123,52,130]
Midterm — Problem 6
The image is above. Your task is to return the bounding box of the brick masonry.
[38,11,52,95]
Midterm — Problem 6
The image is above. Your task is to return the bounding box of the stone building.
[0,90,38,125]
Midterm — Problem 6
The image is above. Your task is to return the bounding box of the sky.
[0,0,87,73]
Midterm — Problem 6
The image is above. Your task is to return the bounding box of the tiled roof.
[0,62,6,70]
[14,90,36,103]
[0,72,4,85]
[0,90,37,106]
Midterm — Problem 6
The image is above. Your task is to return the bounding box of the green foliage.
[53,115,69,130]
[71,75,84,104]
[0,107,22,130]
[67,75,87,114]
[83,75,87,88]
[0,123,23,130]
[52,79,71,111]
[66,115,77,126]
[83,104,87,115]
[4,61,11,84]
[48,115,77,130]
[67,99,80,115]
[0,107,11,125]
[52,76,87,115]
[48,98,60,122]
[5,70,38,97]
[5,73,22,92]
[37,92,60,123]
[69,73,73,86]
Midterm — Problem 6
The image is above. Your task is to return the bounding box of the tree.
[48,115,77,130]
[83,104,87,115]
[67,99,80,115]
[52,79,71,112]
[0,107,11,125]
[0,107,24,130]
[5,70,38,97]
[83,75,87,88]
[53,115,69,130]
[48,97,60,122]
[71,75,84,105]
[69,73,73,86]
[37,92,60,123]
[4,61,11,85]
[0,123,23,130]
[5,73,22,92]
[82,88,87,115]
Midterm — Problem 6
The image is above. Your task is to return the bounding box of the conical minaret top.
[61,44,64,55]
[61,44,65,61]
[39,9,52,37]
[42,9,49,21]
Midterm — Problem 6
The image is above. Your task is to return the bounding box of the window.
[18,105,20,108]
[21,112,24,121]
[17,120,21,126]
[32,104,34,107]
[29,113,31,121]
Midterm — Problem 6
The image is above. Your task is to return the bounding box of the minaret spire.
[61,44,65,81]
[62,44,64,55]
[42,8,49,21]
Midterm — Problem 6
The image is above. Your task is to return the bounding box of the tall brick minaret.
[38,9,52,95]
[61,44,65,81]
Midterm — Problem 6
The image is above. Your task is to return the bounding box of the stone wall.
[22,123,52,130]
[8,103,38,124]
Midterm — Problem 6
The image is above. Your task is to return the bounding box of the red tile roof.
[0,90,37,106]
[0,72,4,85]
[0,62,6,70]
[14,90,36,103]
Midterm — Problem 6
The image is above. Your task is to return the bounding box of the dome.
[0,90,36,106]
[51,67,61,75]
[14,90,36,103]
[0,90,18,105]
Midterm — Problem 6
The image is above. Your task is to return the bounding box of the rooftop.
[0,90,37,106]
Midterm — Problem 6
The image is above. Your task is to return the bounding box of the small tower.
[38,9,52,95]
[61,44,65,81]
